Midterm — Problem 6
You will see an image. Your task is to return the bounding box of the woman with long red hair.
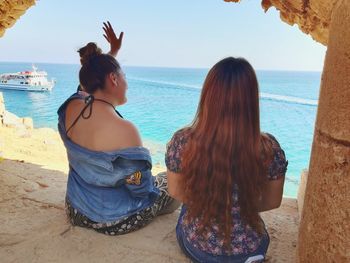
[165,57,287,262]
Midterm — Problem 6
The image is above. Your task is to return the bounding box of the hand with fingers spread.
[103,21,124,57]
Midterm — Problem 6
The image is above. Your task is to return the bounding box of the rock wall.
[0,92,5,118]
[224,0,345,46]
[0,0,36,37]
[297,170,307,219]
[296,0,350,262]
[260,0,339,45]
[0,92,33,130]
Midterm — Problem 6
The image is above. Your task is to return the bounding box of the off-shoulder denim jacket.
[57,93,160,222]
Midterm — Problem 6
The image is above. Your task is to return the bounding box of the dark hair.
[78,42,121,93]
[180,57,273,245]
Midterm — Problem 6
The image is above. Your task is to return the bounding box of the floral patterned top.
[165,129,288,256]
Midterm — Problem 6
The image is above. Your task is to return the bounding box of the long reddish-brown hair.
[180,57,272,243]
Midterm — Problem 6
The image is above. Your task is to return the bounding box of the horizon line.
[0,60,323,73]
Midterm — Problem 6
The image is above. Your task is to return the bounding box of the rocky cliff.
[0,0,35,37]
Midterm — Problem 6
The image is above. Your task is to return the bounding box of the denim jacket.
[57,93,160,222]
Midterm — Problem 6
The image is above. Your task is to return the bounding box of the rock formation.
[296,1,350,261]
[225,0,344,46]
[0,93,33,130]
[0,0,35,37]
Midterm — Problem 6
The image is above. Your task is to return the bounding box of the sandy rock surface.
[0,125,299,262]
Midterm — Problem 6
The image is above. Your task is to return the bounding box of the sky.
[0,0,327,71]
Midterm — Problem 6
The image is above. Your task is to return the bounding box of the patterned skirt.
[65,172,180,235]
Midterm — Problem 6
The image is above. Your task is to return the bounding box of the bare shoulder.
[261,132,281,147]
[65,99,85,127]
[86,116,142,151]
[111,118,142,148]
[66,99,84,112]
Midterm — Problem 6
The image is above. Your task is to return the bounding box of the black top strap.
[65,94,123,135]
[76,84,82,92]
[94,98,124,119]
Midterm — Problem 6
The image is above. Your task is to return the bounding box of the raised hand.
[103,21,124,57]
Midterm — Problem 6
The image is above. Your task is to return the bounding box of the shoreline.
[0,124,166,176]
[0,103,300,198]
[0,123,299,198]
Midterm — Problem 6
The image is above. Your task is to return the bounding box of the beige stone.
[309,0,338,22]
[297,170,307,219]
[297,0,350,261]
[22,117,34,129]
[2,110,21,128]
[224,0,345,45]
[0,103,5,114]
[16,127,31,138]
[0,0,36,37]
[314,1,350,142]
[0,125,299,262]
[261,0,337,45]
[297,131,350,262]
[0,103,5,119]
[0,92,5,120]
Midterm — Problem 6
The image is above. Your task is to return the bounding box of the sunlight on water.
[0,63,321,197]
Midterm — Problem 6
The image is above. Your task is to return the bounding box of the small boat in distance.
[0,65,55,91]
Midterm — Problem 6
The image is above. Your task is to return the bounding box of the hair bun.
[78,42,102,66]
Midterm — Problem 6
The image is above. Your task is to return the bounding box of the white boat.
[0,65,55,91]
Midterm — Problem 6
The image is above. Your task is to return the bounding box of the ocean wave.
[127,77,201,90]
[129,77,318,106]
[260,92,318,106]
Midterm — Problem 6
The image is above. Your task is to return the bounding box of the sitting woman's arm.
[167,170,185,203]
[257,133,288,212]
[165,131,287,210]
[165,130,188,203]
[168,167,286,211]
[257,176,285,212]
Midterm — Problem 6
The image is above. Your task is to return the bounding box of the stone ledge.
[297,170,308,219]
[0,159,299,263]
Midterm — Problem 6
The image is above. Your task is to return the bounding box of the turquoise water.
[0,62,321,197]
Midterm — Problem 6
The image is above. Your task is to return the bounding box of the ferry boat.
[0,65,55,91]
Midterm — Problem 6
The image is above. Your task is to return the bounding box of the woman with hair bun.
[76,22,122,93]
[58,22,180,235]
[166,57,288,262]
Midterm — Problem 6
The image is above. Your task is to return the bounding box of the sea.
[0,62,321,197]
